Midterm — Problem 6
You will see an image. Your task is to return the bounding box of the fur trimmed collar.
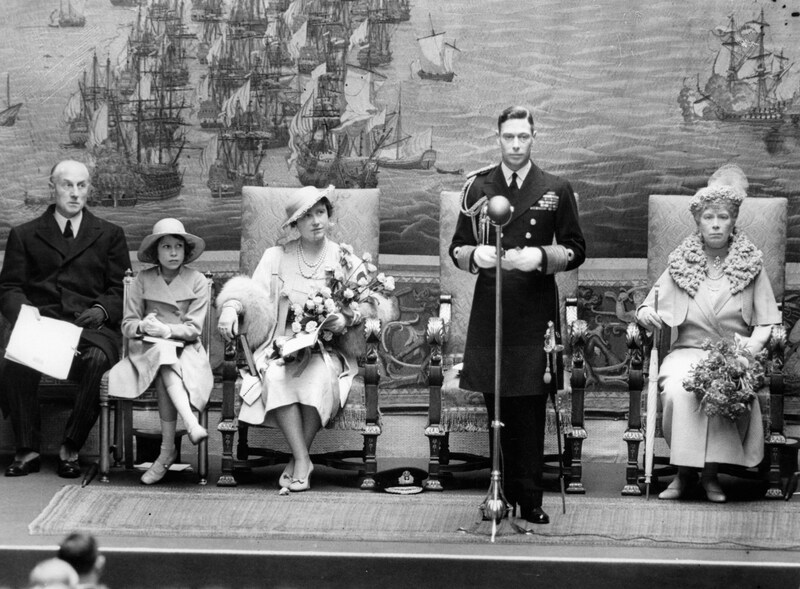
[667,232,762,297]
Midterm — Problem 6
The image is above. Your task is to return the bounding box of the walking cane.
[544,321,567,514]
[479,195,513,543]
[644,286,660,499]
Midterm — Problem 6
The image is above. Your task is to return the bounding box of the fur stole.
[215,275,275,351]
[667,232,762,297]
[336,293,400,359]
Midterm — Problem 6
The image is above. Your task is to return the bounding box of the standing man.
[450,106,585,524]
[0,159,130,478]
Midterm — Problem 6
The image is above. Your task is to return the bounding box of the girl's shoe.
[140,450,178,485]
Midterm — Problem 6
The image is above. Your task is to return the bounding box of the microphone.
[486,195,512,226]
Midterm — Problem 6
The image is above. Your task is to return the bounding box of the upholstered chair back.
[439,190,580,356]
[240,187,381,276]
[647,195,786,299]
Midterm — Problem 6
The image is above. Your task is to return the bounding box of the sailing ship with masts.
[680,9,797,123]
[49,0,86,28]
[412,16,459,82]
[0,74,22,127]
[375,87,436,170]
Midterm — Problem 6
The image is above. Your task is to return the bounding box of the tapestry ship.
[679,9,799,123]
[49,0,86,28]
[374,87,436,170]
[411,16,459,82]
[0,74,22,127]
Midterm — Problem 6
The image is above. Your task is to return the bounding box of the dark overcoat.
[449,163,585,397]
[0,204,130,365]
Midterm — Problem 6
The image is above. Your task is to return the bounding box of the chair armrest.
[625,322,646,433]
[362,318,381,426]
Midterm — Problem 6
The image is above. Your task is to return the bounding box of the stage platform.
[1,452,799,589]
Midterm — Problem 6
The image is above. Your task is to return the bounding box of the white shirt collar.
[53,209,83,236]
[501,160,532,188]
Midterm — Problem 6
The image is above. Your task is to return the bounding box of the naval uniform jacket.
[0,204,129,365]
[449,162,585,397]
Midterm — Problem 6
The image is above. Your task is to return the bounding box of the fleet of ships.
[57,0,459,205]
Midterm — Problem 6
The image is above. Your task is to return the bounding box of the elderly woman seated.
[216,185,394,493]
[635,164,781,503]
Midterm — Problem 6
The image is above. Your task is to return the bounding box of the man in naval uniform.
[449,106,585,524]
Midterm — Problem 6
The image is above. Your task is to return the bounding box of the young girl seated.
[109,218,213,485]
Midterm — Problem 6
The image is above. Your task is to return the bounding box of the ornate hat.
[689,163,747,216]
[137,218,206,264]
[282,184,335,228]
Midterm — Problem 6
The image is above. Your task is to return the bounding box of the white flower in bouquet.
[291,322,302,334]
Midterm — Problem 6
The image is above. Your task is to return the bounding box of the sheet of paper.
[5,305,83,379]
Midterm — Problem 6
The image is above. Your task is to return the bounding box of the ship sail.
[417,32,447,74]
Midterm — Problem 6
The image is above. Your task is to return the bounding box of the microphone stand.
[478,196,513,542]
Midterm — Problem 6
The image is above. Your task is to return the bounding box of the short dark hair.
[57,533,98,575]
[497,106,535,133]
[289,197,334,228]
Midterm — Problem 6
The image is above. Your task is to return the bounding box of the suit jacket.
[449,162,585,396]
[0,204,130,365]
[108,265,212,410]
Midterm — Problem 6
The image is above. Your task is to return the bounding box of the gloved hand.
[501,247,542,272]
[140,313,172,338]
[636,306,662,332]
[74,307,106,329]
[472,245,497,269]
[217,306,239,341]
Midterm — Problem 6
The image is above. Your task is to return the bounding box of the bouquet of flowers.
[279,244,395,357]
[682,336,767,421]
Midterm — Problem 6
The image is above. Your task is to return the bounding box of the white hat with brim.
[282,184,335,228]
[137,218,206,264]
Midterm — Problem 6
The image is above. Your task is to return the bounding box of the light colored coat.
[108,266,213,411]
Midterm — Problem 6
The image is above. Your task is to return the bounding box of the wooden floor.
[1,454,799,589]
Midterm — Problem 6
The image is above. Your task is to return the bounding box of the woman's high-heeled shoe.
[140,450,178,485]
[188,424,208,446]
[701,475,727,503]
[658,468,698,500]
[289,464,314,492]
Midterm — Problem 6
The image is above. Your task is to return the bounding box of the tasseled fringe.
[328,404,382,431]
[441,392,573,434]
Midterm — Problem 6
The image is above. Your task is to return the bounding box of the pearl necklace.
[297,238,328,279]
[705,254,724,280]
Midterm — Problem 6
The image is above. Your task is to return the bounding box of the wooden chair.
[98,270,213,484]
[623,194,788,498]
[216,186,383,490]
[424,190,589,492]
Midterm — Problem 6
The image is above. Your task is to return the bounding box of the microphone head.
[486,195,512,226]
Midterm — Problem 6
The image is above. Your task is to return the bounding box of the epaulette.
[460,163,497,208]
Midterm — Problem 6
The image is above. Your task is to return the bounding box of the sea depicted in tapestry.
[1,0,800,260]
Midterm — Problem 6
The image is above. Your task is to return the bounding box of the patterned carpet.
[29,485,800,550]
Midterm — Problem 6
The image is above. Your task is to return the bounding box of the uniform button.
[525,232,531,239]
[500,232,504,238]
[530,219,537,226]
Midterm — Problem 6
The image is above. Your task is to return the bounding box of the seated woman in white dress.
[636,164,781,503]
[216,185,392,493]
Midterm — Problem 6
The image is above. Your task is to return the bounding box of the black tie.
[510,172,520,196]
[64,220,74,240]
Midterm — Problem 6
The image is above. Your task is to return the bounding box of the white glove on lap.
[473,245,497,269]
[140,313,172,338]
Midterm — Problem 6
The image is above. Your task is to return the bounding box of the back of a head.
[57,532,99,576]
[28,557,78,589]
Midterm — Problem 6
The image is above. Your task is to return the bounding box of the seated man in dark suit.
[0,159,130,478]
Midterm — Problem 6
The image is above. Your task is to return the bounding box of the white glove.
[140,313,172,338]
[636,306,662,331]
[472,245,497,269]
[321,313,347,334]
[217,306,239,341]
[501,247,542,272]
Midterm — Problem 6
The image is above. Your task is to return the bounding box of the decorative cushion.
[647,195,786,298]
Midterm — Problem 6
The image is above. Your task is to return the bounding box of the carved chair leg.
[216,418,237,487]
[358,425,380,490]
[424,426,446,492]
[197,408,208,485]
[99,385,110,483]
[565,434,586,494]
[622,434,643,496]
[765,442,784,499]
